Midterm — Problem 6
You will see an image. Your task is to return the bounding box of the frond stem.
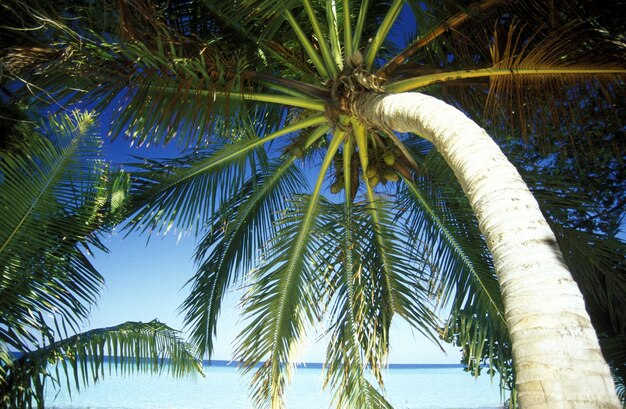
[326,0,343,69]
[342,0,353,58]
[302,0,339,76]
[352,0,370,53]
[252,72,330,100]
[385,67,626,93]
[378,0,505,77]
[153,84,326,111]
[232,92,326,111]
[284,9,330,79]
[364,0,403,70]
[352,120,397,328]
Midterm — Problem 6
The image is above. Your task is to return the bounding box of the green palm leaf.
[0,112,106,344]
[0,111,203,407]
[126,115,326,235]
[182,158,307,358]
[318,200,432,408]
[1,320,203,408]
[235,131,343,407]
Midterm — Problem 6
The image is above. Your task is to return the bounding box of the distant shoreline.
[11,351,465,370]
[204,359,465,370]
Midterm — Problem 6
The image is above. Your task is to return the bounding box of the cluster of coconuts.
[329,136,402,194]
[365,144,401,187]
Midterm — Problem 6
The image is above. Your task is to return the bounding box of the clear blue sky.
[86,230,462,364]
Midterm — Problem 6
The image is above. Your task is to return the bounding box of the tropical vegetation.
[0,109,202,408]
[1,0,625,408]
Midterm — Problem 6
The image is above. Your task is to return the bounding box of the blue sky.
[86,230,463,364]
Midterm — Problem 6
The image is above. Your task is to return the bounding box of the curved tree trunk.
[354,92,620,408]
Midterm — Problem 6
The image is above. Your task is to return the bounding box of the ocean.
[44,362,505,408]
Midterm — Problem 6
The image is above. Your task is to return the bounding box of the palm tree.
[2,0,625,407]
[0,110,202,407]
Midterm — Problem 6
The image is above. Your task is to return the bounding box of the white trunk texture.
[355,92,620,408]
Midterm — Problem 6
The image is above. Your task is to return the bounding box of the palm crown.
[2,0,625,407]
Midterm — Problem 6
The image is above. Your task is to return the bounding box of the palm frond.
[0,320,203,408]
[0,111,106,344]
[235,132,343,408]
[182,158,308,358]
[318,200,429,409]
[384,8,626,142]
[483,21,626,136]
[125,116,326,236]
[0,111,184,407]
[2,18,325,148]
[394,144,510,384]
[357,160,437,351]
[197,1,323,81]
[321,134,393,408]
[379,0,506,77]
[397,158,503,315]
[368,196,438,348]
[94,38,322,147]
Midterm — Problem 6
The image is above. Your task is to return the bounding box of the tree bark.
[354,92,621,408]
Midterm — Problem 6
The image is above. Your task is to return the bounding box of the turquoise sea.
[44,361,505,409]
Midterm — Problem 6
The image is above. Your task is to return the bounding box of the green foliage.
[0,111,108,351]
[0,111,202,407]
[1,320,202,408]
[2,0,625,407]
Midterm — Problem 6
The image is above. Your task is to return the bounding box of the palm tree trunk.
[354,92,621,408]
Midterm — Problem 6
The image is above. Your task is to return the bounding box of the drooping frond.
[182,158,308,358]
[235,131,342,408]
[322,204,389,409]
[317,198,434,408]
[483,22,626,137]
[0,320,203,408]
[349,123,437,347]
[1,9,327,148]
[0,110,148,406]
[384,5,626,143]
[395,144,510,387]
[0,112,106,346]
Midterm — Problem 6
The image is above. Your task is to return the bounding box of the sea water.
[44,362,505,408]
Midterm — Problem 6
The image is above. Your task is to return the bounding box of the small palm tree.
[0,111,202,408]
[2,0,625,407]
